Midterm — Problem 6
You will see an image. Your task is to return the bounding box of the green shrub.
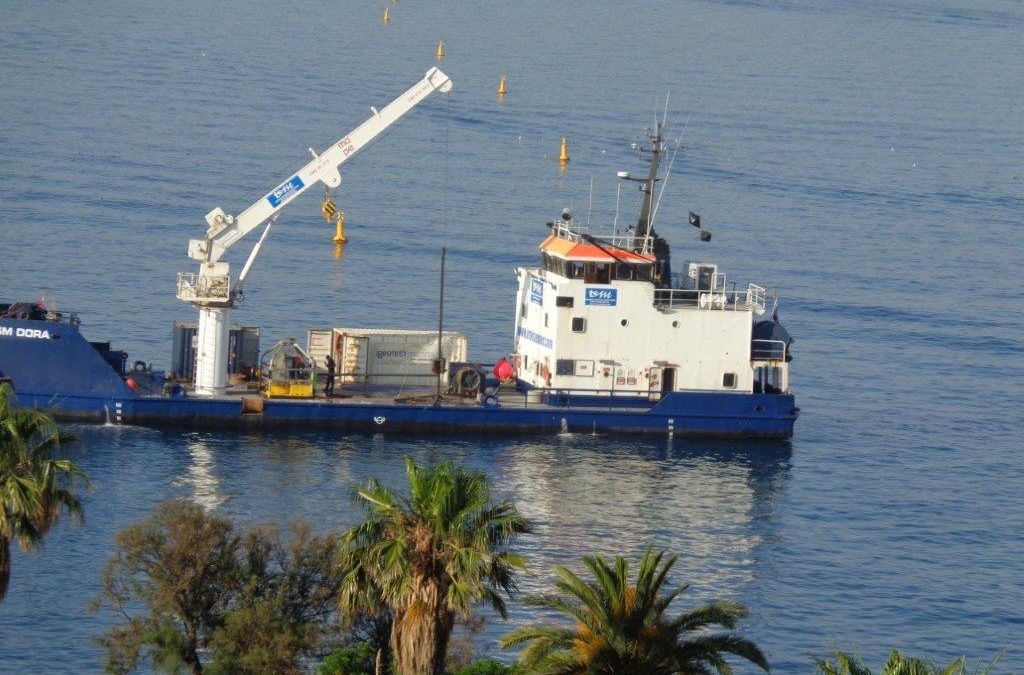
[454,659,515,675]
[316,641,375,675]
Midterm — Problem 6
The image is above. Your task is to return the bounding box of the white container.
[307,328,468,388]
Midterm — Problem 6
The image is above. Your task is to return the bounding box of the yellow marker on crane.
[333,211,347,243]
[383,6,390,23]
[435,40,445,60]
[497,75,508,96]
[321,195,337,222]
[559,137,570,163]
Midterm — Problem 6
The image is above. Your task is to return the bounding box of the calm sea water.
[2,0,1022,671]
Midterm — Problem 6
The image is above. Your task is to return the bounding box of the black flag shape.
[689,212,701,228]
[699,229,712,242]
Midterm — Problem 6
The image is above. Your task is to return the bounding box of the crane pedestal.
[194,305,230,396]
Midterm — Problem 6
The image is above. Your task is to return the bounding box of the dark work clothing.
[325,355,336,396]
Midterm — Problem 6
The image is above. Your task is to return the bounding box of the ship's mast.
[631,122,672,287]
[634,125,662,245]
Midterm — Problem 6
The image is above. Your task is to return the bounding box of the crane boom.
[176,66,453,396]
[188,66,453,265]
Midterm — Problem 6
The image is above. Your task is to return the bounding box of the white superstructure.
[512,123,791,399]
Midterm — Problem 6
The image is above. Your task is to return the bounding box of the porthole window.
[723,373,737,389]
[671,320,679,328]
[620,319,629,327]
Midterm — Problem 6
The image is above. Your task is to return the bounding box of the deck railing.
[654,283,766,312]
[176,272,231,303]
[550,221,653,254]
[751,339,787,361]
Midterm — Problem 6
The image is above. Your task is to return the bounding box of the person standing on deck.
[324,354,336,397]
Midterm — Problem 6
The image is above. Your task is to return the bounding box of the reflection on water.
[497,437,792,599]
[174,434,225,511]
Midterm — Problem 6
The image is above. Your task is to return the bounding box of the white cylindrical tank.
[194,306,229,395]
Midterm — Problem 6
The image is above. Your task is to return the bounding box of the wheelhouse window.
[584,263,611,284]
[556,295,574,307]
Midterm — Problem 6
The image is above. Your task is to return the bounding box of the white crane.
[176,67,453,396]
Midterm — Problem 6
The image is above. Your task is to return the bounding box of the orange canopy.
[539,235,655,263]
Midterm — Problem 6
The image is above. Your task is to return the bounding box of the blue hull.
[0,316,798,438]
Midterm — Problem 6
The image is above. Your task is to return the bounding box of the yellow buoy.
[383,6,390,23]
[559,137,570,163]
[435,40,445,60]
[497,75,508,96]
[333,211,347,243]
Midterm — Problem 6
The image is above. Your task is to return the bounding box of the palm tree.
[501,547,769,675]
[0,382,86,599]
[338,456,532,675]
[815,649,1003,675]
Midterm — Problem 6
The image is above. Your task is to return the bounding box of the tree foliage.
[316,641,376,675]
[0,381,86,600]
[94,499,343,674]
[501,547,769,675]
[338,456,532,675]
[814,649,1004,675]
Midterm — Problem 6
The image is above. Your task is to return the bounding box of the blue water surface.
[1,0,1022,671]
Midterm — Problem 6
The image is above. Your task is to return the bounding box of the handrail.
[751,339,787,361]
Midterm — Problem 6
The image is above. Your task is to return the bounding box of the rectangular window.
[544,313,548,328]
[556,359,575,376]
[723,372,737,389]
[556,295,574,307]
[571,317,586,333]
[520,303,526,318]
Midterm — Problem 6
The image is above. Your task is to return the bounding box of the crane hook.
[321,187,337,223]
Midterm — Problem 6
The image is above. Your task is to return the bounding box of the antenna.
[652,111,691,225]
[586,175,594,227]
[613,180,622,232]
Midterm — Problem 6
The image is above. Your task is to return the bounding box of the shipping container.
[171,322,261,381]
[307,328,468,389]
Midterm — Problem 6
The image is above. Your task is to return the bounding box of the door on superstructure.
[661,367,676,396]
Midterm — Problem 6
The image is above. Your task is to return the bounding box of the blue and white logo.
[530,277,544,305]
[585,287,618,306]
[267,175,305,208]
